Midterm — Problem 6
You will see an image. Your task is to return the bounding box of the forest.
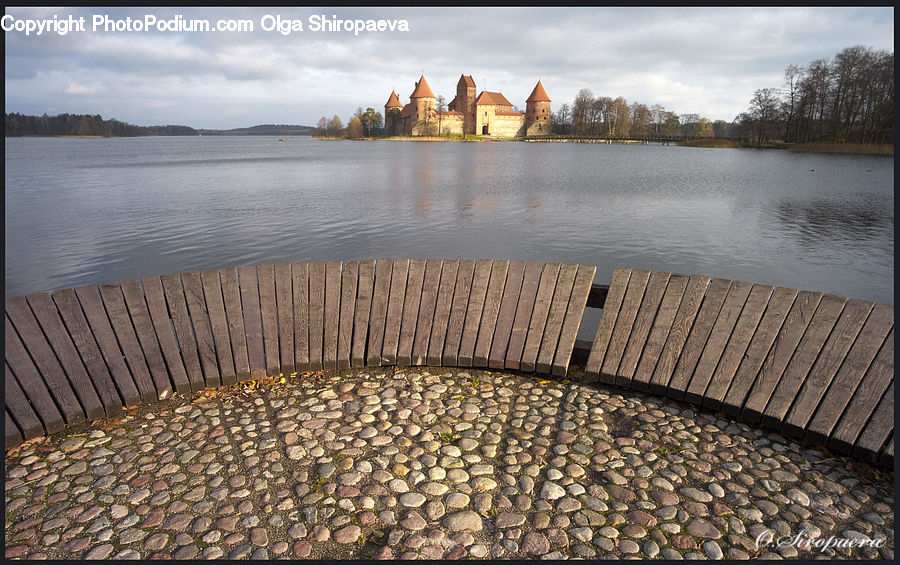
[4,113,197,137]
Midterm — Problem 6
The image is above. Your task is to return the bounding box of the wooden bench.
[584,268,894,467]
[4,259,596,449]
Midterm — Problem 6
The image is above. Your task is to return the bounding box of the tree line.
[4,113,197,137]
[316,107,384,138]
[736,45,893,145]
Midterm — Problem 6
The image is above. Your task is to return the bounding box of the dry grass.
[678,139,741,148]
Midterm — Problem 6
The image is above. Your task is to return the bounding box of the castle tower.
[384,90,403,135]
[525,80,552,136]
[409,75,436,134]
[456,75,477,135]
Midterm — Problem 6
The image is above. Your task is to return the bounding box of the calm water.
[5,137,894,328]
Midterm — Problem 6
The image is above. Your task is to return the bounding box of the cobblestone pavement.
[5,368,894,560]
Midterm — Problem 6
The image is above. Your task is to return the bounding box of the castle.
[384,74,551,138]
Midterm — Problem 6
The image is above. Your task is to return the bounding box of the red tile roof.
[526,81,551,103]
[475,91,514,107]
[385,90,403,109]
[410,75,435,99]
[399,103,415,118]
[460,74,476,88]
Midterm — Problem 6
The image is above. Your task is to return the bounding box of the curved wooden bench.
[584,268,894,467]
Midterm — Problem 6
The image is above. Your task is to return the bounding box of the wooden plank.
[504,261,543,371]
[307,262,326,371]
[520,263,561,373]
[552,264,597,377]
[853,381,893,463]
[683,280,757,405]
[257,264,280,377]
[536,263,579,374]
[238,266,267,379]
[443,259,476,367]
[6,297,87,426]
[616,271,671,385]
[488,260,526,369]
[474,260,511,367]
[382,258,409,365]
[183,271,222,386]
[68,286,142,407]
[97,282,158,403]
[829,328,893,453]
[584,268,633,383]
[716,287,798,415]
[5,321,65,434]
[221,269,252,382]
[427,259,459,367]
[412,260,443,366]
[367,259,393,367]
[140,276,192,395]
[351,260,375,368]
[631,274,689,391]
[398,259,426,367]
[647,275,712,395]
[739,291,823,423]
[602,269,652,382]
[119,279,175,400]
[6,363,46,440]
[756,294,848,430]
[323,260,342,370]
[6,410,23,449]
[459,259,497,367]
[338,261,359,371]
[783,299,878,438]
[201,270,237,386]
[159,274,205,393]
[274,263,295,375]
[291,262,309,372]
[25,293,105,420]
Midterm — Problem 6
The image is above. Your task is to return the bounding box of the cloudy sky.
[3,6,894,129]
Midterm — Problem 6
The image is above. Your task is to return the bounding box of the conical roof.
[385,90,403,109]
[410,75,435,99]
[526,80,551,102]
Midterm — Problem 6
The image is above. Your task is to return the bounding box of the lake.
[5,137,894,334]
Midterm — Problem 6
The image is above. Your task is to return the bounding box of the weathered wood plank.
[714,287,798,414]
[220,267,251,381]
[6,297,87,426]
[367,260,393,367]
[521,262,561,373]
[829,328,893,453]
[307,262,326,371]
[6,410,23,449]
[785,299,882,439]
[382,258,409,365]
[201,270,237,386]
[323,260,342,370]
[139,276,191,395]
[159,274,205,393]
[459,259,498,367]
[257,264,280,377]
[474,260,511,367]
[853,381,893,463]
[26,293,105,420]
[536,263,578,374]
[631,274,689,391]
[584,268,633,383]
[238,266,267,379]
[5,320,66,434]
[352,260,375,368]
[739,291,823,423]
[52,288,129,414]
[683,280,756,405]
[488,260,525,369]
[602,269,652,382]
[97,282,159,403]
[119,279,175,400]
[182,271,222,386]
[6,363,47,440]
[412,259,443,366]
[274,263,295,375]
[398,259,426,367]
[338,261,359,370]
[552,264,597,377]
[68,286,142,407]
[443,260,476,367]
[291,262,309,372]
[616,271,671,385]
[504,261,544,371]
[757,294,847,430]
[427,260,459,367]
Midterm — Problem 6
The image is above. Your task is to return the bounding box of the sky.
[3,6,894,129]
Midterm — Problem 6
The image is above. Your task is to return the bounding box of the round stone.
[400,493,427,507]
[443,511,483,532]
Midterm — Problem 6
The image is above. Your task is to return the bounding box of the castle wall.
[526,122,552,136]
[491,115,526,138]
[438,115,463,135]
